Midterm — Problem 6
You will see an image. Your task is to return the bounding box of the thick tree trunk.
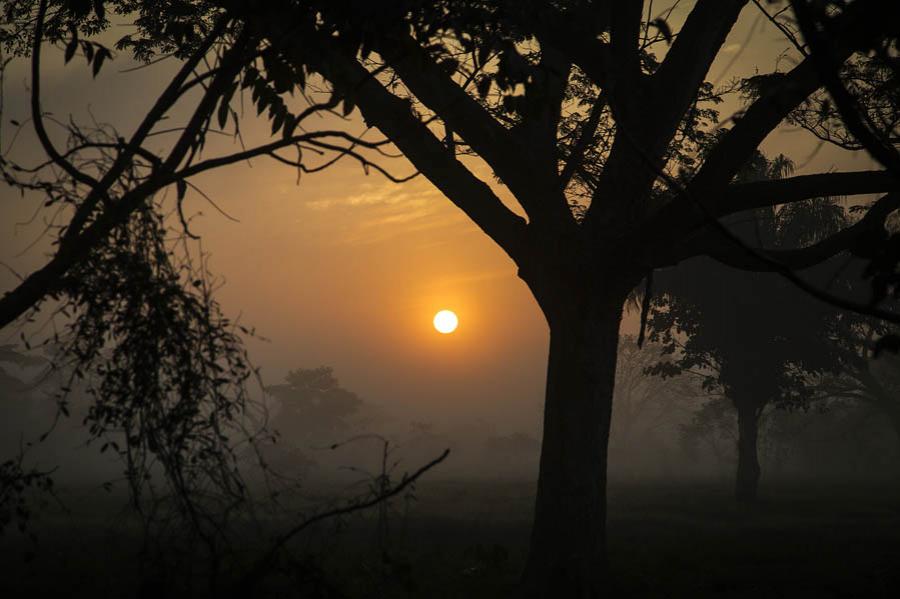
[735,401,761,502]
[521,288,625,598]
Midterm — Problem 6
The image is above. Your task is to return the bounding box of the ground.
[2,479,899,597]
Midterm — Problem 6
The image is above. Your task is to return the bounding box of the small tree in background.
[608,335,703,477]
[264,366,366,476]
[647,152,859,501]
[267,366,365,446]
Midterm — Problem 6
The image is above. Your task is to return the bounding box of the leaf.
[65,31,78,64]
[263,49,294,94]
[270,109,285,135]
[477,42,492,67]
[282,114,297,140]
[241,66,259,89]
[439,57,459,74]
[67,0,92,18]
[217,81,237,129]
[92,48,108,77]
[650,18,672,45]
[217,98,230,129]
[476,76,492,99]
[92,0,105,21]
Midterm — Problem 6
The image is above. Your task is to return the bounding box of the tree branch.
[688,1,873,195]
[558,93,607,190]
[649,0,746,147]
[30,0,101,191]
[308,40,528,262]
[692,192,900,272]
[528,5,613,90]
[692,58,831,194]
[791,0,900,178]
[376,32,567,225]
[232,449,449,597]
[59,14,231,248]
[717,170,898,216]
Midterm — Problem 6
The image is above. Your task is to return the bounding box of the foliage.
[0,344,45,394]
[0,451,55,541]
[647,152,861,411]
[612,335,703,441]
[267,366,364,443]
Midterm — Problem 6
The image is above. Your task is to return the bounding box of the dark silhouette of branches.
[232,447,450,597]
[791,0,900,178]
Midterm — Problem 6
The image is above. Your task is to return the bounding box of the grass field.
[2,478,899,597]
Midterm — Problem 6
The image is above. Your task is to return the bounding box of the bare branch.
[30,0,101,191]
[559,93,606,190]
[234,449,450,596]
[791,0,900,178]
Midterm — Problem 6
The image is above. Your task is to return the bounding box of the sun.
[433,310,459,334]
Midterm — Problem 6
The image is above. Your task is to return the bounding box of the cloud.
[301,179,474,245]
[307,181,428,210]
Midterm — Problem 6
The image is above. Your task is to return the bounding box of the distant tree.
[0,346,48,442]
[648,152,859,501]
[677,395,734,466]
[610,335,702,454]
[0,345,45,397]
[266,366,364,446]
[0,345,54,539]
[816,327,900,466]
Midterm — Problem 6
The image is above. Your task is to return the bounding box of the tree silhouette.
[609,335,702,475]
[815,326,900,468]
[266,366,364,444]
[1,1,899,595]
[0,346,54,540]
[646,152,862,501]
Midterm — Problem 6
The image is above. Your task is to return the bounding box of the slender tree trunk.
[521,285,625,598]
[735,401,761,502]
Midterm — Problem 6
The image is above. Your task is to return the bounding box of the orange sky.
[0,3,881,432]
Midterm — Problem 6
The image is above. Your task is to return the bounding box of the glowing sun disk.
[433,310,459,334]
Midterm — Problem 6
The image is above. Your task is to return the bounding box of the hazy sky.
[0,3,880,434]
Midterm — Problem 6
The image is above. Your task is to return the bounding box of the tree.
[2,1,899,595]
[646,152,860,501]
[0,345,54,539]
[0,345,45,402]
[815,325,900,469]
[266,366,364,446]
[608,335,702,477]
